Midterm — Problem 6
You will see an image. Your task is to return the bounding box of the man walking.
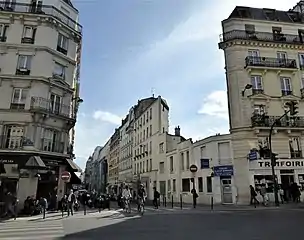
[67,190,76,216]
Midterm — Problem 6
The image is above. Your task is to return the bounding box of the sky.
[72,0,298,170]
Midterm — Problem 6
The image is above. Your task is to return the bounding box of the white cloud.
[198,90,228,119]
[93,111,122,125]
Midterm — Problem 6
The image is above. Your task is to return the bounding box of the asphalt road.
[61,208,303,240]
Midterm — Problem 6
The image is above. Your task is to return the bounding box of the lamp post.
[241,84,253,97]
[268,101,298,206]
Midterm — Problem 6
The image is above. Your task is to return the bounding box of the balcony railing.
[219,30,303,46]
[251,114,304,128]
[252,89,264,95]
[281,90,293,96]
[245,56,297,69]
[0,135,24,149]
[40,139,64,153]
[30,97,72,118]
[0,1,82,34]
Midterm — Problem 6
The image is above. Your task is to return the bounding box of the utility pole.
[269,101,298,207]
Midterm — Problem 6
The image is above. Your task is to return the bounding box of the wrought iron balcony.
[0,135,24,149]
[40,139,64,153]
[0,1,82,34]
[245,56,297,69]
[252,89,264,95]
[251,114,304,128]
[30,97,72,119]
[219,30,303,46]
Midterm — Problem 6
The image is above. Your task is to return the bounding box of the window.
[186,151,190,169]
[149,125,152,136]
[182,178,190,192]
[11,88,28,109]
[2,0,15,11]
[248,49,259,57]
[180,152,184,170]
[207,177,212,193]
[146,160,148,172]
[53,62,65,79]
[253,104,265,115]
[4,126,24,149]
[280,77,292,95]
[50,94,61,114]
[251,75,263,94]
[159,162,164,173]
[149,159,152,171]
[289,137,302,158]
[146,111,149,122]
[198,177,203,192]
[149,108,152,119]
[159,142,164,153]
[277,51,287,60]
[245,24,255,34]
[57,33,68,55]
[41,129,61,152]
[0,24,8,42]
[169,156,173,172]
[149,141,152,154]
[200,146,206,158]
[173,179,176,192]
[16,55,32,75]
[146,127,149,138]
[21,26,36,44]
[299,53,304,68]
[167,180,171,192]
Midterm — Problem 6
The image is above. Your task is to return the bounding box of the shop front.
[249,158,304,202]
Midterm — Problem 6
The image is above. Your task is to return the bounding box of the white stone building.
[219,2,304,203]
[0,0,82,207]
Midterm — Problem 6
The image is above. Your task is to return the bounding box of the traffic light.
[286,101,299,116]
[271,152,279,166]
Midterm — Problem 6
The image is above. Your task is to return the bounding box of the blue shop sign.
[248,150,258,161]
[200,158,210,169]
[213,165,234,177]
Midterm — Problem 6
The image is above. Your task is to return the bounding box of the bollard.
[171,195,174,208]
[164,196,167,207]
[211,196,214,210]
[43,206,46,219]
[84,203,86,215]
[180,195,183,209]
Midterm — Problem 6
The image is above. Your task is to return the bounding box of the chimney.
[174,126,180,136]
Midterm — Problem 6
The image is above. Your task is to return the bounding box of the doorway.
[280,174,294,202]
[221,177,233,204]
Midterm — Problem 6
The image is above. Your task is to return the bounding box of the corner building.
[219,2,304,203]
[0,0,82,208]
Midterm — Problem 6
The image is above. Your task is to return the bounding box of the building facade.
[118,111,134,185]
[108,128,120,193]
[219,2,304,203]
[0,0,82,208]
[133,96,169,199]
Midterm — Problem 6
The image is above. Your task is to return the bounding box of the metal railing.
[40,139,64,153]
[219,30,303,45]
[245,56,297,69]
[0,135,24,149]
[251,114,304,128]
[30,97,72,118]
[252,89,264,95]
[0,1,82,34]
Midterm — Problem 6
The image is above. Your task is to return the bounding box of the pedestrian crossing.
[0,220,65,240]
[124,206,193,215]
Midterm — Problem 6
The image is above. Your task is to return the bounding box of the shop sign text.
[258,160,304,168]
[0,159,16,164]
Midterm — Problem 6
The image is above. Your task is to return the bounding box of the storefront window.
[298,174,304,191]
[254,175,274,193]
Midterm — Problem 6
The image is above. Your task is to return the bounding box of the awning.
[23,156,47,170]
[66,159,82,172]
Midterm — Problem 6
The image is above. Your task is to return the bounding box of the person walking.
[191,188,198,208]
[250,185,259,207]
[153,187,160,209]
[67,190,76,216]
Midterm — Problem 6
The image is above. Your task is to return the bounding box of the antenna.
[151,88,155,97]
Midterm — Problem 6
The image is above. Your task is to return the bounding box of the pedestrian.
[278,185,284,204]
[250,185,259,207]
[191,188,198,208]
[39,197,47,219]
[61,195,67,217]
[260,184,268,206]
[67,190,76,216]
[153,187,160,209]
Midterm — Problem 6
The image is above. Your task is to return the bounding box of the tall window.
[289,137,302,158]
[0,24,9,42]
[182,178,190,192]
[172,179,176,192]
[50,94,61,114]
[149,108,152,119]
[180,152,184,170]
[170,156,173,172]
[186,151,190,169]
[277,51,287,60]
[159,142,164,153]
[41,129,61,152]
[57,33,68,55]
[253,104,265,115]
[53,62,65,79]
[149,125,152,136]
[251,76,263,94]
[280,77,292,95]
[198,177,203,192]
[22,26,36,44]
[299,53,304,68]
[159,162,164,173]
[16,55,32,75]
[11,88,28,109]
[4,126,24,149]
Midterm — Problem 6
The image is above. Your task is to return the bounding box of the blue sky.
[72,0,297,170]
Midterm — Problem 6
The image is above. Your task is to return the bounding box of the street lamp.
[269,101,298,207]
[241,84,253,97]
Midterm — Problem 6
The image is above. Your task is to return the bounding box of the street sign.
[213,165,234,177]
[61,171,71,182]
[248,151,258,161]
[189,164,198,173]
